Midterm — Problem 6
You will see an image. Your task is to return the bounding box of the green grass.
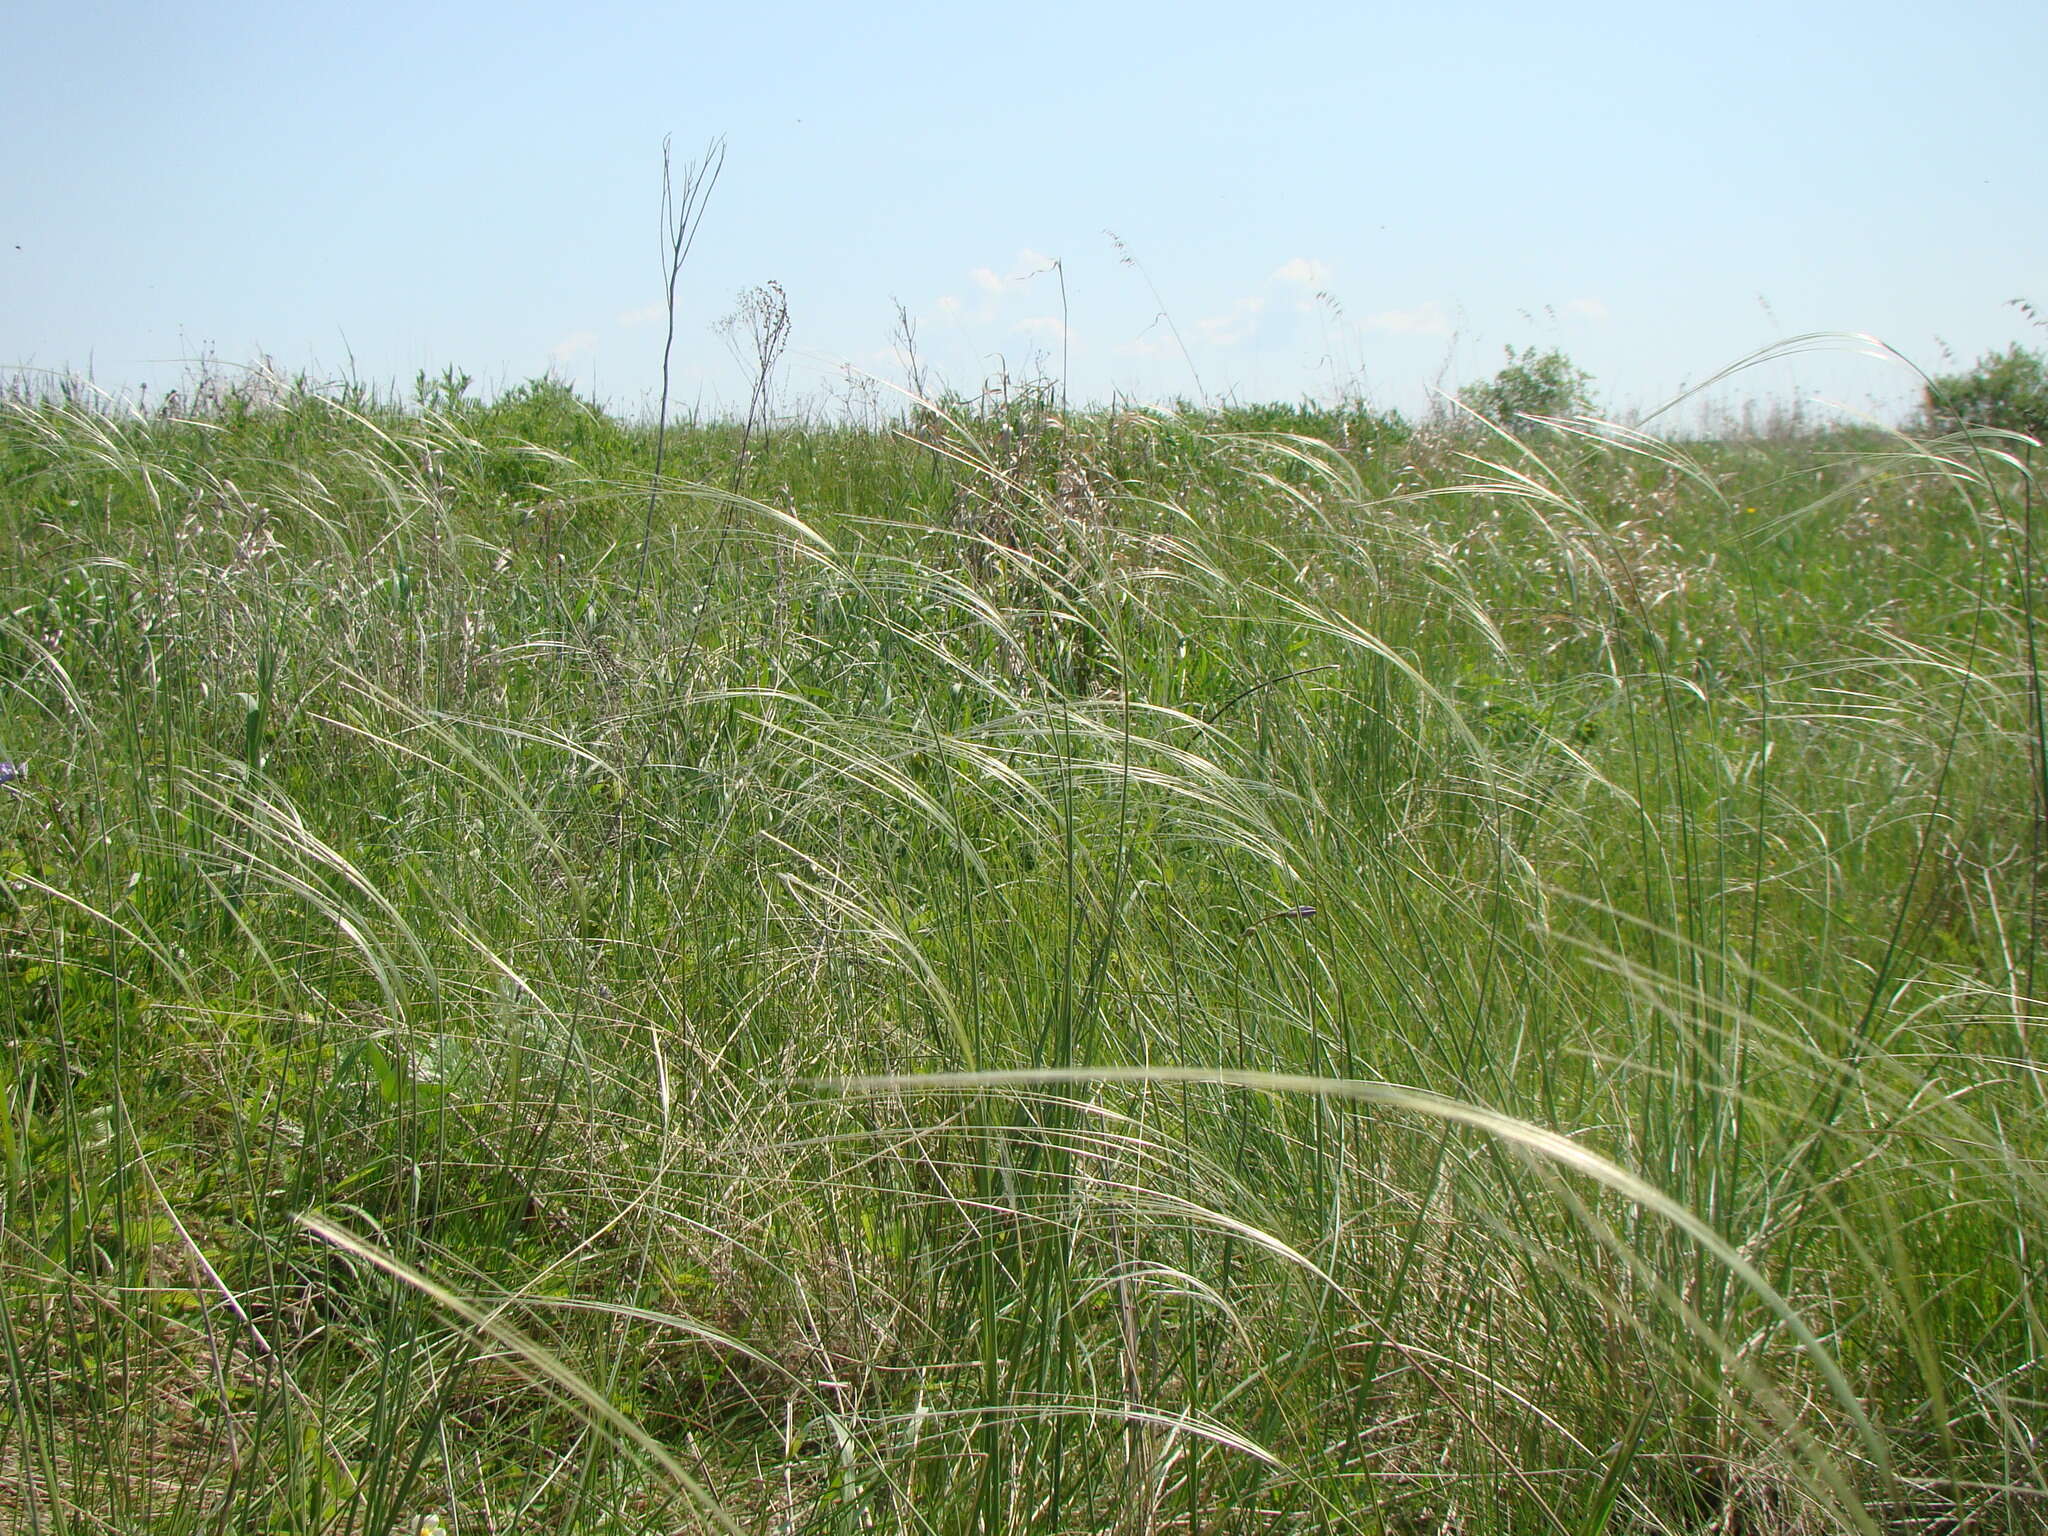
[0,368,2041,1535]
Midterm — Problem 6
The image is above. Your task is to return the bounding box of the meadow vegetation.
[0,356,2042,1535]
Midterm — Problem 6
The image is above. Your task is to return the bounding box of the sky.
[5,0,2044,425]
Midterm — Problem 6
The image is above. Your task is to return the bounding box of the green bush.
[1457,345,1595,432]
[1923,342,2048,440]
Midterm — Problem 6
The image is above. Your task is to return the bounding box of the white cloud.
[1198,295,1266,347]
[1114,333,1179,360]
[1010,248,1057,279]
[944,251,1064,331]
[1271,257,1332,288]
[1566,297,1609,322]
[616,303,666,328]
[1014,316,1069,343]
[968,249,1059,297]
[1363,302,1451,336]
[549,330,599,361]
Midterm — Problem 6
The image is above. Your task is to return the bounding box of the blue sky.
[6,0,2044,422]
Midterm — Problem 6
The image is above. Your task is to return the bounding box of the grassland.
[0,368,2041,1534]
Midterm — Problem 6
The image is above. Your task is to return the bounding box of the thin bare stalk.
[716,280,791,494]
[632,134,726,606]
